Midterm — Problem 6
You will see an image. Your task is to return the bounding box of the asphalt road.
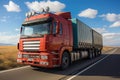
[66,48,120,80]
[0,48,119,80]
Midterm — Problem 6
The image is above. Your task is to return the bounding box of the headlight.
[41,55,48,60]
[18,54,22,58]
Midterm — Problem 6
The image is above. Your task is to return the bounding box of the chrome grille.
[23,40,40,51]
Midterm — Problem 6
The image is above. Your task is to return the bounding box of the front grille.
[23,40,40,51]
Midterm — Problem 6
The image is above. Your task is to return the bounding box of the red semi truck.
[17,11,103,69]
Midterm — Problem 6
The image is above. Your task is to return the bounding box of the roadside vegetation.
[102,46,114,52]
[0,46,24,70]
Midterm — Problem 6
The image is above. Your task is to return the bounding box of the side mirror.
[20,27,22,34]
[17,43,19,50]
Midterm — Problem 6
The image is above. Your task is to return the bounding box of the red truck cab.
[17,12,73,69]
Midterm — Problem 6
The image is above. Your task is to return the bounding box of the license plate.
[28,58,33,61]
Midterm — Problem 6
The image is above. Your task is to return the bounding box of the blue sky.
[0,0,120,46]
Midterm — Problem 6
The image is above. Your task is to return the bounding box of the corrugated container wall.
[92,30,103,49]
[71,18,93,49]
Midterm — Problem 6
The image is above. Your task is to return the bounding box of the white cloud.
[103,33,120,39]
[15,28,20,31]
[110,21,120,27]
[3,1,21,12]
[93,27,108,34]
[100,13,120,28]
[0,19,6,22]
[25,0,65,12]
[78,8,98,18]
[100,13,120,22]
[0,16,9,22]
[0,32,19,44]
[103,33,120,46]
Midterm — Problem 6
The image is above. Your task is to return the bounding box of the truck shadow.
[32,53,120,79]
[33,58,92,74]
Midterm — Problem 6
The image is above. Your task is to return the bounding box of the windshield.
[21,22,51,37]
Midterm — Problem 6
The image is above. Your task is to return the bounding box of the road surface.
[0,48,119,80]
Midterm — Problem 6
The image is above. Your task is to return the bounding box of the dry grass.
[102,46,114,52]
[0,46,24,70]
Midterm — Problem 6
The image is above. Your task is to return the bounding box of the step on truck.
[17,9,103,70]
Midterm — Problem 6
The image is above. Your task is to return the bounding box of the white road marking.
[67,48,117,80]
[0,66,30,73]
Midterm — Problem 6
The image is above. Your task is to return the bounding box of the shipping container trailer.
[71,18,93,49]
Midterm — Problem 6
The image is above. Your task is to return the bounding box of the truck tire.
[96,50,100,57]
[92,52,95,58]
[60,52,70,70]
[98,50,102,55]
[89,53,93,59]
[88,50,93,59]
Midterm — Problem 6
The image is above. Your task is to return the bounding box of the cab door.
[48,21,64,51]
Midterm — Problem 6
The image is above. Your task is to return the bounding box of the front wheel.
[60,52,70,70]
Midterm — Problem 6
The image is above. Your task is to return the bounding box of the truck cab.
[17,11,73,68]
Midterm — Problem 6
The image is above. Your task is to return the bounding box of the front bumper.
[17,52,59,68]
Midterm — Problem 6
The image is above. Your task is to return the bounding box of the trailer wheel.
[88,50,93,59]
[98,50,102,55]
[92,52,95,58]
[60,52,70,70]
[96,50,100,57]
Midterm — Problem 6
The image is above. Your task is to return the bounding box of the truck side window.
[59,23,63,35]
[53,22,57,34]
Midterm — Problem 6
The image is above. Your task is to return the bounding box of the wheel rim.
[89,50,93,59]
[63,57,68,66]
[62,53,69,69]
